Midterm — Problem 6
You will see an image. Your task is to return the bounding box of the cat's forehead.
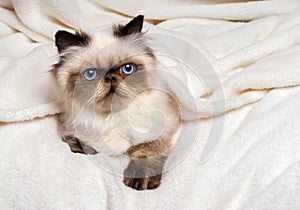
[90,28,118,50]
[80,28,153,68]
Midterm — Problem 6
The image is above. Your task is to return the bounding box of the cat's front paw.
[123,159,162,190]
[61,135,85,154]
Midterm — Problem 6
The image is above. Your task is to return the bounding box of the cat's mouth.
[105,85,117,98]
[100,84,118,100]
[108,86,116,94]
[95,82,126,107]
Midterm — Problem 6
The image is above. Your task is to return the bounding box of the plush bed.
[1,0,300,209]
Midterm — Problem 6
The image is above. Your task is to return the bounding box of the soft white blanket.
[1,0,300,209]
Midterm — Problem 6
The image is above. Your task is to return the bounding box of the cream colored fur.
[56,27,180,156]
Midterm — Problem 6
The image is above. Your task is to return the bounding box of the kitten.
[52,15,180,190]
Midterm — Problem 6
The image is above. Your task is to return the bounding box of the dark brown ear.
[55,30,90,53]
[117,15,144,37]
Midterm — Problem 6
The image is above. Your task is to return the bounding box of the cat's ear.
[119,15,144,36]
[55,30,90,53]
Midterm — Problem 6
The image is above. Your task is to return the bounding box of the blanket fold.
[1,0,300,122]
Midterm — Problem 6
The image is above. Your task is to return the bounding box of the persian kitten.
[52,15,180,190]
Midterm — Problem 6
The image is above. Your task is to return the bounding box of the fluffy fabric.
[1,0,300,209]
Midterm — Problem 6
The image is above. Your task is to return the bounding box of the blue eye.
[121,63,135,75]
[83,69,97,81]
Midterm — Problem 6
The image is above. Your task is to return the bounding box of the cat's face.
[53,16,157,113]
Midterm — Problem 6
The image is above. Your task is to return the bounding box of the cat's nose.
[104,73,117,83]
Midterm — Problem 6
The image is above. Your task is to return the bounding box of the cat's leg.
[61,135,98,154]
[123,139,171,190]
[59,113,86,154]
[61,135,85,154]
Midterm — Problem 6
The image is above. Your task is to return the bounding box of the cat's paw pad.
[123,160,162,190]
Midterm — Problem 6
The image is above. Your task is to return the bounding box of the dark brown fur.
[123,139,172,190]
[61,135,85,153]
[113,15,144,37]
[55,30,90,53]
